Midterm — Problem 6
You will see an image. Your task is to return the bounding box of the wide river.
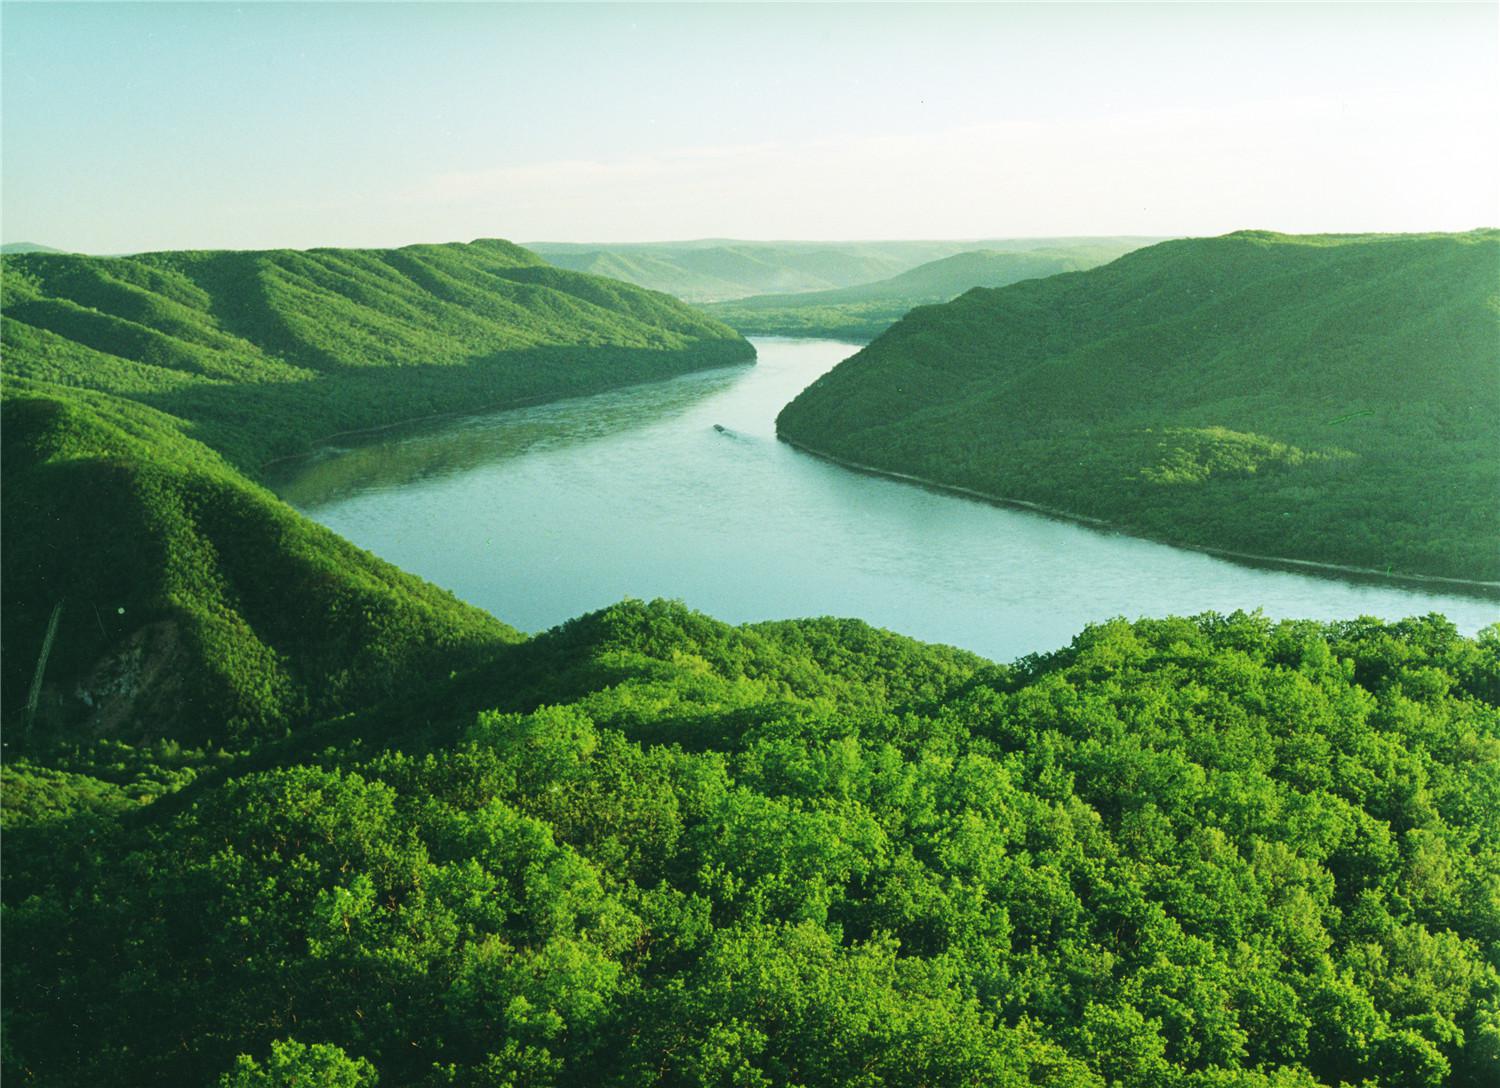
[270,338,1497,663]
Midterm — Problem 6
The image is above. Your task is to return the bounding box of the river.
[268,338,1497,663]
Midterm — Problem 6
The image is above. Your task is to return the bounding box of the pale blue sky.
[3,2,1496,251]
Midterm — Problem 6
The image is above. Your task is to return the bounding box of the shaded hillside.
[1,387,519,746]
[531,237,1160,302]
[708,243,1142,340]
[2,240,753,468]
[5,601,1498,1087]
[778,231,1500,583]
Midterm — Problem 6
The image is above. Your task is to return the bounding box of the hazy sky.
[3,2,1497,251]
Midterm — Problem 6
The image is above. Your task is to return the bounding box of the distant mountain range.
[0,242,66,254]
[777,230,1500,583]
[528,238,1163,302]
[706,243,1146,340]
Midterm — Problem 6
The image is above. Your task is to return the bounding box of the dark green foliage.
[5,601,1498,1087]
[707,245,1142,340]
[776,230,1500,582]
[1,239,753,468]
[0,387,518,746]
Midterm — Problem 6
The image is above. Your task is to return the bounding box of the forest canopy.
[4,601,1498,1087]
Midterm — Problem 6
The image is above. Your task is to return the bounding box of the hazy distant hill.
[778,230,1500,582]
[530,238,1161,302]
[0,242,66,254]
[708,243,1144,340]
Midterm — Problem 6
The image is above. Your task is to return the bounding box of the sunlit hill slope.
[778,230,1500,583]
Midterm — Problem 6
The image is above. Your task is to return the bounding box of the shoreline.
[779,435,1500,600]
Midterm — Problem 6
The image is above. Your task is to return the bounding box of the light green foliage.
[776,230,1500,581]
[219,1039,378,1088]
[4,602,1497,1087]
[708,244,1143,341]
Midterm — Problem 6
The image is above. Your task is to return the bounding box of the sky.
[2,1,1497,251]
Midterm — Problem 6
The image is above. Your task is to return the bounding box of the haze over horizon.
[3,2,1497,254]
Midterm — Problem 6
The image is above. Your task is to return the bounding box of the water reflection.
[266,366,746,507]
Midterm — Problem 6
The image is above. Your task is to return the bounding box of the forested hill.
[707,243,1141,340]
[0,240,749,743]
[5,600,1499,1086]
[1,239,752,468]
[1,388,520,745]
[777,230,1500,584]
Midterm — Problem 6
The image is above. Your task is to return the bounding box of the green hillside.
[1,386,520,746]
[708,243,1142,340]
[5,601,1498,1087]
[0,240,752,744]
[2,240,753,468]
[530,238,1161,303]
[777,230,1500,584]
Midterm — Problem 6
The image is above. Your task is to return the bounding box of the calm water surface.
[270,339,1497,662]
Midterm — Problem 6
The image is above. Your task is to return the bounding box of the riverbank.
[779,435,1500,600]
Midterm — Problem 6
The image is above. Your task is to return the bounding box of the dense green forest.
[777,231,1500,584]
[707,245,1142,341]
[529,239,1159,303]
[5,601,1499,1086]
[1,240,752,468]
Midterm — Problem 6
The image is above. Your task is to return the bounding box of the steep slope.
[1,387,520,746]
[5,602,1498,1087]
[708,243,1142,340]
[0,239,752,744]
[1,239,753,467]
[777,231,1500,583]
